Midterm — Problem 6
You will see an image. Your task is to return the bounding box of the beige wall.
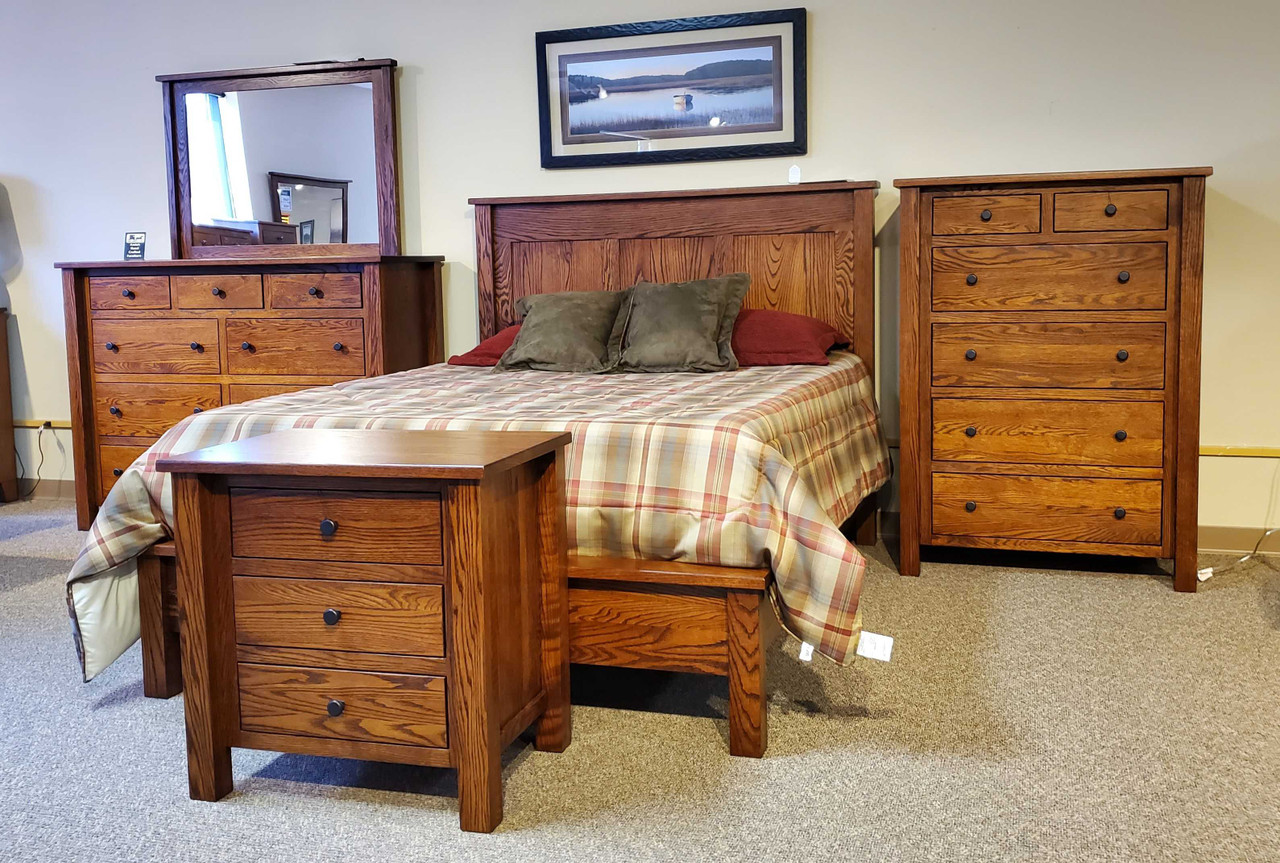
[1,0,1277,532]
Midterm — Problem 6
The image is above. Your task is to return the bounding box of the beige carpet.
[1,498,1276,862]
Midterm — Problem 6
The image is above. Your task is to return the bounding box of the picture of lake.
[560,37,783,140]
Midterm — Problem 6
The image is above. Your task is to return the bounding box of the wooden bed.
[139,181,881,758]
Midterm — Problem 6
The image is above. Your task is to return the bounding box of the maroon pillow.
[448,324,521,366]
[731,309,848,366]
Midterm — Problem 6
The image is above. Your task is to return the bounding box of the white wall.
[1,0,1277,532]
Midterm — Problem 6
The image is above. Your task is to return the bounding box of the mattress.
[67,352,891,680]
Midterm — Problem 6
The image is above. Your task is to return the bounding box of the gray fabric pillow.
[616,274,751,373]
[496,289,631,372]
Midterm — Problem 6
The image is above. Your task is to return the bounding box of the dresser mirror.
[159,60,400,258]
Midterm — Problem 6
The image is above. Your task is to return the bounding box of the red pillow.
[731,309,848,366]
[448,324,521,366]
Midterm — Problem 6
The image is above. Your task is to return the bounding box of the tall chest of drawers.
[895,168,1211,590]
[59,256,443,530]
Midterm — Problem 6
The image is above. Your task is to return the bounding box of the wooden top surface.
[156,429,571,479]
[468,180,878,206]
[55,254,443,270]
[156,59,396,82]
[893,167,1213,188]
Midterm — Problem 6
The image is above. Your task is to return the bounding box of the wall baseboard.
[7,479,76,502]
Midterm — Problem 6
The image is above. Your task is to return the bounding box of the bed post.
[850,185,879,546]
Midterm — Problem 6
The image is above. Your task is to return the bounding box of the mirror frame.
[268,172,350,243]
[158,59,401,259]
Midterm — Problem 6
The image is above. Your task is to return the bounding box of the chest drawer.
[932,398,1164,467]
[98,443,150,502]
[267,272,362,308]
[92,319,221,374]
[233,577,444,657]
[226,319,366,376]
[932,322,1165,389]
[932,473,1162,545]
[1054,191,1169,232]
[89,276,171,310]
[933,195,1041,235]
[237,663,448,748]
[227,383,324,404]
[94,382,221,437]
[230,488,443,565]
[173,274,264,309]
[932,243,1167,311]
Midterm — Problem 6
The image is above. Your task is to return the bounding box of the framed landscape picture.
[536,8,807,168]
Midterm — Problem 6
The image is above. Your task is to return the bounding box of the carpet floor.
[1,498,1277,862]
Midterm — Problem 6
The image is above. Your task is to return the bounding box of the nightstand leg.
[534,450,571,752]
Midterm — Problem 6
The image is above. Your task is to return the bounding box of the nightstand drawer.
[932,398,1164,467]
[267,272,362,308]
[932,322,1165,389]
[932,243,1167,311]
[1054,191,1168,232]
[233,577,445,657]
[933,194,1041,235]
[237,663,448,748]
[89,276,171,310]
[225,318,365,376]
[94,382,221,437]
[230,488,443,565]
[92,319,221,374]
[932,473,1162,545]
[173,274,264,309]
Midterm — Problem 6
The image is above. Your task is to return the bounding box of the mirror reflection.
[185,83,377,247]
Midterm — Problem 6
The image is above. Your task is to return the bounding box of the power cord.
[14,424,47,500]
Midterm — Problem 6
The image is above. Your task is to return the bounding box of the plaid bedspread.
[67,352,890,680]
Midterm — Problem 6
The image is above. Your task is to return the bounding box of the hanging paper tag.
[798,642,814,662]
[856,632,894,662]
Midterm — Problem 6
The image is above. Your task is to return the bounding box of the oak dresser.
[895,168,1211,590]
[58,255,443,529]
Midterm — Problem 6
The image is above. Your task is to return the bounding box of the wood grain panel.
[932,243,1167,311]
[734,233,808,315]
[89,276,170,310]
[567,583,728,675]
[933,195,1041,235]
[932,473,1162,545]
[232,577,444,656]
[266,272,362,308]
[932,398,1164,467]
[98,443,149,501]
[91,319,220,374]
[1054,190,1168,232]
[173,274,264,309]
[225,318,365,376]
[511,240,613,306]
[226,383,319,403]
[94,382,221,437]
[618,237,718,286]
[932,322,1165,389]
[230,488,442,564]
[237,663,448,748]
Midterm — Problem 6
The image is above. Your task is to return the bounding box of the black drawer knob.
[308,286,321,296]
[1114,430,1128,441]
[192,407,203,414]
[319,518,338,537]
[333,342,344,352]
[965,501,977,512]
[966,273,978,286]
[1114,507,1126,520]
[323,608,342,626]
[108,406,121,416]
[112,468,123,477]
[121,289,135,299]
[241,341,252,351]
[1105,203,1118,216]
[211,287,224,297]
[1116,349,1129,362]
[327,699,345,718]
[980,209,992,222]
[964,348,977,361]
[965,426,977,437]
[104,342,118,352]
[1117,271,1131,284]
[189,342,201,351]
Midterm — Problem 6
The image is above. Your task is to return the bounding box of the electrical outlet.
[40,421,52,429]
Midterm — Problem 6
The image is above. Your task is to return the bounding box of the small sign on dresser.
[122,232,146,260]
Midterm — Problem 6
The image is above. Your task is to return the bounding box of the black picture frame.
[536,8,807,169]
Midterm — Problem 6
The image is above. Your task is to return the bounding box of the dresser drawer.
[932,398,1164,467]
[259,224,298,245]
[225,319,365,376]
[932,243,1167,311]
[932,322,1165,389]
[92,319,221,374]
[267,272,362,308]
[227,383,324,404]
[1054,191,1169,232]
[173,274,264,309]
[933,195,1041,235]
[94,382,221,437]
[237,663,448,748]
[98,443,150,501]
[230,488,443,565]
[932,473,1162,545]
[89,276,171,310]
[233,577,444,657]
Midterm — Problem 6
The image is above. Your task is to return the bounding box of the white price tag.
[798,642,814,662]
[855,631,893,662]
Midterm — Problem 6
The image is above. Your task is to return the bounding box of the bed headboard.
[469,181,879,374]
